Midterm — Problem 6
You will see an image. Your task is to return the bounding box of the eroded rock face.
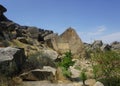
[45,27,85,58]
[0,47,26,76]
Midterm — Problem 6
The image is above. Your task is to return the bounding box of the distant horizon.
[0,0,120,43]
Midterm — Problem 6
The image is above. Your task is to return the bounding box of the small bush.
[58,51,75,69]
[57,51,75,77]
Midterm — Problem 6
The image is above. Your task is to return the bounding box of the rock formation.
[84,40,120,52]
[59,27,85,58]
[0,47,26,76]
[0,4,112,86]
[0,4,85,59]
[45,27,85,58]
[0,4,8,21]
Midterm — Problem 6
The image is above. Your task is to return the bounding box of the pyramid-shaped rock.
[58,27,85,57]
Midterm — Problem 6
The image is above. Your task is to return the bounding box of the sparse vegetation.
[91,50,120,86]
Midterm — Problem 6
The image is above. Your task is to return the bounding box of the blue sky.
[0,0,120,43]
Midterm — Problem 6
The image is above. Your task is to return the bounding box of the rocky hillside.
[0,4,120,86]
[0,4,87,86]
[0,4,85,57]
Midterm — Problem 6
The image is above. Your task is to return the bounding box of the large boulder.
[44,27,85,58]
[22,52,56,72]
[0,47,26,76]
[59,27,85,58]
[45,34,59,51]
[20,66,56,81]
[92,40,103,49]
[42,49,58,61]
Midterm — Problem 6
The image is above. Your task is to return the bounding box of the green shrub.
[57,51,75,77]
[58,51,75,70]
[92,51,120,86]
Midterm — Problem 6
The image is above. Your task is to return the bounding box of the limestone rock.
[22,52,56,72]
[0,47,26,76]
[59,27,85,58]
[92,40,103,49]
[20,66,56,81]
[46,37,59,50]
[42,49,58,60]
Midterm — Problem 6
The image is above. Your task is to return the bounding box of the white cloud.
[78,25,107,43]
[78,26,120,44]
[88,25,106,36]
[98,32,120,43]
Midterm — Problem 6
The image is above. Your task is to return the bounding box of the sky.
[0,0,120,43]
